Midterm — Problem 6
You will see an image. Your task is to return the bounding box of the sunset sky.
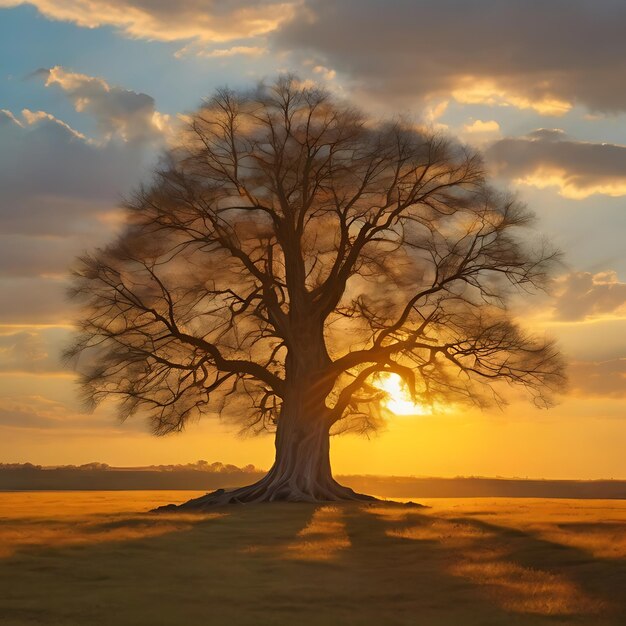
[1,0,625,479]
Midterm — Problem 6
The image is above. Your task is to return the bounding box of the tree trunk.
[154,390,376,511]
[153,322,378,511]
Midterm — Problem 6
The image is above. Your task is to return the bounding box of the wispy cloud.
[569,358,626,398]
[552,271,626,321]
[487,130,626,198]
[175,45,267,59]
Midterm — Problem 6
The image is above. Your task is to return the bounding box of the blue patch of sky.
[0,6,279,137]
[434,101,626,276]
[554,108,626,146]
[439,99,626,146]
[439,100,549,138]
[513,187,626,277]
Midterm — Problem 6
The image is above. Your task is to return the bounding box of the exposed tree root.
[152,479,377,512]
[151,472,427,512]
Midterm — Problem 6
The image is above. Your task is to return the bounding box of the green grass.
[0,492,625,625]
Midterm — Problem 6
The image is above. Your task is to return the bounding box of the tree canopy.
[67,77,565,505]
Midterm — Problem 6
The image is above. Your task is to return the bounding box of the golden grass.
[418,498,626,560]
[449,559,603,615]
[538,525,626,559]
[0,493,623,625]
[0,491,222,558]
[378,499,620,616]
[385,516,602,616]
[0,513,224,559]
[284,506,351,561]
[0,490,201,518]
[387,518,494,546]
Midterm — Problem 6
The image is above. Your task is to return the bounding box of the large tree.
[68,77,564,508]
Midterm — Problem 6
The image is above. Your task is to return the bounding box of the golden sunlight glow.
[512,168,626,199]
[374,373,430,416]
[451,78,572,116]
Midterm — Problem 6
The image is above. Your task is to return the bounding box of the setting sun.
[374,373,430,416]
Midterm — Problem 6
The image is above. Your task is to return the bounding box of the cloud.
[0,394,130,432]
[175,45,267,59]
[0,106,156,236]
[0,402,67,430]
[311,64,336,81]
[486,130,626,198]
[38,66,168,143]
[1,68,166,237]
[0,0,295,42]
[9,1,626,117]
[568,358,626,398]
[0,277,71,324]
[0,390,84,432]
[0,234,88,279]
[0,71,164,325]
[451,80,571,116]
[553,271,626,321]
[0,332,48,367]
[274,0,626,114]
[0,327,71,373]
[0,110,140,313]
[464,120,500,135]
[460,119,501,146]
[0,109,22,126]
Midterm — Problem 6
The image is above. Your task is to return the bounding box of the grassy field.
[0,492,625,625]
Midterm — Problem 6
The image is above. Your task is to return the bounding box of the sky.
[0,0,625,479]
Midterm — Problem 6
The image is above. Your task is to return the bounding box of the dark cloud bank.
[275,0,626,112]
[486,130,626,197]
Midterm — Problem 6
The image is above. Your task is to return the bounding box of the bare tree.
[67,77,565,508]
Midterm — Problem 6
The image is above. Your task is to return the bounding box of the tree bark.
[154,380,376,511]
[153,320,380,511]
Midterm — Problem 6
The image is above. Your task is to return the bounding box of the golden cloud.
[452,78,572,116]
[0,0,297,42]
[553,271,626,322]
[487,130,626,199]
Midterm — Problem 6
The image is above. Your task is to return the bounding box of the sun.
[373,372,430,416]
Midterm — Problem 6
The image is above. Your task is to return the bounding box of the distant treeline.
[342,475,626,500]
[1,463,625,498]
[0,461,259,473]
[0,462,263,491]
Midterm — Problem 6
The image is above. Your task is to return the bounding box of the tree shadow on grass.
[355,504,626,625]
[443,514,626,618]
[0,503,624,626]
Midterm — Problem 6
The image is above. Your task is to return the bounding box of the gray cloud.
[0,108,153,236]
[38,67,168,143]
[0,68,170,328]
[274,0,626,114]
[0,234,92,278]
[0,277,72,324]
[569,358,626,398]
[0,94,162,326]
[8,1,626,116]
[0,398,139,432]
[485,129,626,198]
[0,328,72,373]
[0,110,150,322]
[553,271,626,321]
[0,406,63,429]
